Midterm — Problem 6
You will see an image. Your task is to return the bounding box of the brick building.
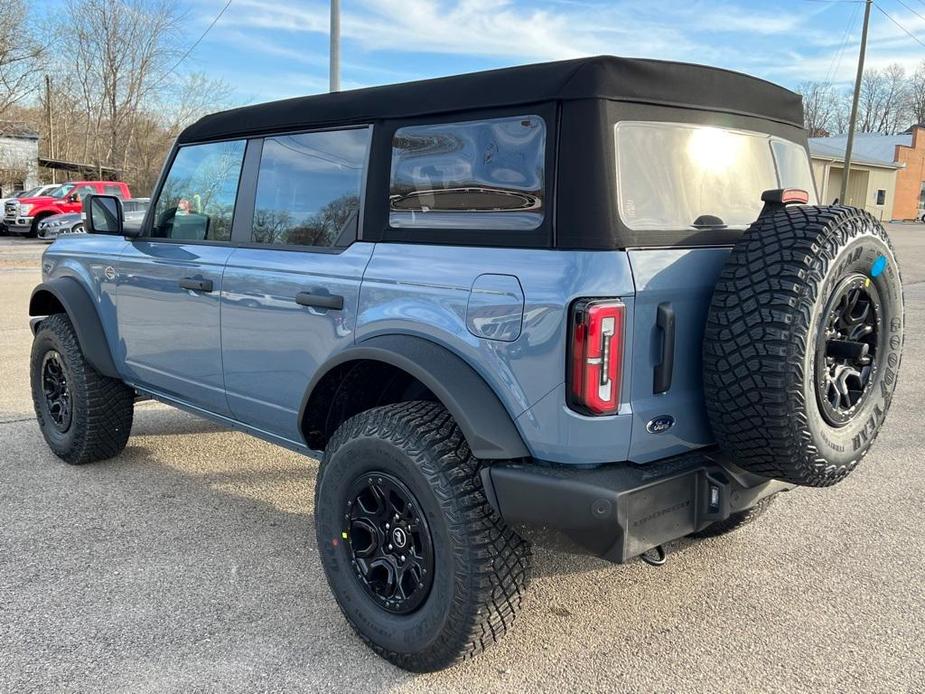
[810,126,925,222]
[893,125,925,221]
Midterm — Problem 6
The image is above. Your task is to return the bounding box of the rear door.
[616,121,817,462]
[220,127,372,442]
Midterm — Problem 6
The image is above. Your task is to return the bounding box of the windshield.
[614,122,817,231]
[47,184,76,199]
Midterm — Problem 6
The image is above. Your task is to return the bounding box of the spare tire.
[703,206,903,487]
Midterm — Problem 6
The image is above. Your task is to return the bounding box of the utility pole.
[840,0,872,203]
[329,0,341,92]
[44,75,56,184]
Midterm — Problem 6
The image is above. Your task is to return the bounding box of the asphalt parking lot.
[1,228,923,693]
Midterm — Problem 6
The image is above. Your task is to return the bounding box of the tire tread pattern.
[703,205,902,486]
[32,314,134,464]
[318,401,532,671]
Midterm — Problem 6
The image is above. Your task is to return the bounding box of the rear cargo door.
[626,248,730,462]
[616,121,817,463]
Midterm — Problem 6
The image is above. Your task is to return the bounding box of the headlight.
[19,204,33,216]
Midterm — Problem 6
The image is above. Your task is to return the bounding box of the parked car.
[5,180,131,237]
[37,198,150,241]
[36,213,82,240]
[0,185,59,234]
[28,56,904,672]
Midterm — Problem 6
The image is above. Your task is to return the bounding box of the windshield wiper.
[692,214,727,229]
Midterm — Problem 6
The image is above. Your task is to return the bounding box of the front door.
[116,139,247,414]
[220,127,372,442]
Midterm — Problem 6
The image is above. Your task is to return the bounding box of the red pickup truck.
[4,181,132,237]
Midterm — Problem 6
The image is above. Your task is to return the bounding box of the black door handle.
[179,277,213,293]
[295,291,344,310]
[653,302,675,394]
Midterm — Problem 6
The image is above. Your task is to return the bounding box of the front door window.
[151,140,246,242]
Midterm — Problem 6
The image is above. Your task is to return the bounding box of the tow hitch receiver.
[481,450,791,564]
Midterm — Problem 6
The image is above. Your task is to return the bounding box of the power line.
[873,2,925,47]
[824,0,862,85]
[165,0,234,77]
[891,0,925,24]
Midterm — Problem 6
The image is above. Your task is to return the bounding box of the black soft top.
[178,55,803,143]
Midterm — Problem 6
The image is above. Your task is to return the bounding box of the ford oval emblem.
[646,415,675,434]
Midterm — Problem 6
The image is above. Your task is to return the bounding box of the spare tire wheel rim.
[343,472,435,614]
[814,273,882,427]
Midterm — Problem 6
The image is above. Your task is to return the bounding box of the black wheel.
[31,314,134,464]
[704,206,903,487]
[314,401,532,672]
[690,495,776,539]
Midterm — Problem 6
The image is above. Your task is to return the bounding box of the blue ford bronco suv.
[29,56,904,671]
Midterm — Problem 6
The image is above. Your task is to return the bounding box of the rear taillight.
[568,299,625,416]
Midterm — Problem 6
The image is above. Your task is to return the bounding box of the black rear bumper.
[480,451,791,563]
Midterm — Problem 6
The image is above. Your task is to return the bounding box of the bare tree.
[855,64,912,135]
[910,60,925,128]
[0,0,45,114]
[162,72,233,134]
[62,0,183,171]
[797,81,846,136]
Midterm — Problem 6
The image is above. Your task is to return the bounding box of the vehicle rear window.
[614,122,817,232]
[389,115,545,231]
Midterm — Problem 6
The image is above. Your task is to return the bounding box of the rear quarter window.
[389,115,546,231]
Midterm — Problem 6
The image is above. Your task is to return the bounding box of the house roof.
[809,132,910,168]
[178,55,804,144]
[0,122,39,140]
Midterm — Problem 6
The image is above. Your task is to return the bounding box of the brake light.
[760,188,809,205]
[568,299,625,415]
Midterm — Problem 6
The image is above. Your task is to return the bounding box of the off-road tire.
[314,401,532,672]
[690,495,776,539]
[704,206,903,487]
[31,314,134,464]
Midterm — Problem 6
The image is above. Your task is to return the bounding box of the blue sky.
[43,0,925,105]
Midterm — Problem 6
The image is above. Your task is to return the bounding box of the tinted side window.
[103,184,123,198]
[151,140,246,242]
[252,128,369,248]
[390,115,545,231]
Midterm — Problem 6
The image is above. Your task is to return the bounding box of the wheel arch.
[29,277,120,378]
[300,335,530,460]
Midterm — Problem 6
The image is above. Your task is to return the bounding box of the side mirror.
[85,194,138,237]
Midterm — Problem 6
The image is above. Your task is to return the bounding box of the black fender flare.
[301,334,530,460]
[29,277,120,378]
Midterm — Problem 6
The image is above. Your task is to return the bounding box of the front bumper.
[36,226,59,240]
[481,450,791,563]
[5,217,33,234]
